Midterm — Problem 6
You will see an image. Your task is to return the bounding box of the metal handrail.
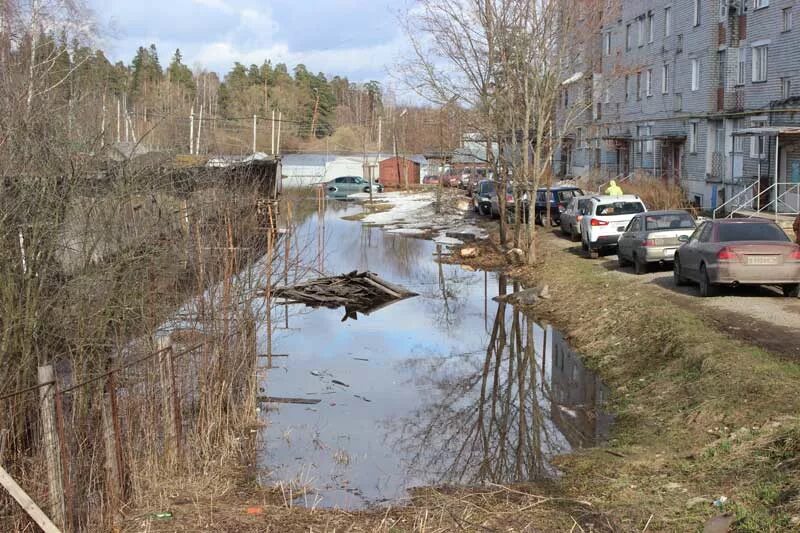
[715,181,800,220]
[713,180,758,219]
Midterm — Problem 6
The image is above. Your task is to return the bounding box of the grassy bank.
[468,229,800,531]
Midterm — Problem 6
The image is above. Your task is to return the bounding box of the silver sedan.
[617,210,696,274]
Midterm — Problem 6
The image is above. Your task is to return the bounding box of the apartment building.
[560,0,800,213]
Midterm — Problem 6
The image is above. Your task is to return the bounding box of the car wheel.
[586,245,599,259]
[699,264,717,297]
[480,205,490,216]
[633,253,648,275]
[673,256,688,286]
[782,284,800,298]
[534,213,543,226]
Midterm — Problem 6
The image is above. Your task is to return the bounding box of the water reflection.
[257,201,611,509]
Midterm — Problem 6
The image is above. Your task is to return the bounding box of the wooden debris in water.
[272,271,418,321]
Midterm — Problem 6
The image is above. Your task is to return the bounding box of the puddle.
[256,199,611,509]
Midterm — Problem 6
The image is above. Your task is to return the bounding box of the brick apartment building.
[559,0,800,214]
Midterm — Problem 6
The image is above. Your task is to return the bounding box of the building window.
[675,92,683,111]
[781,77,791,99]
[736,48,746,85]
[626,24,632,51]
[691,59,699,91]
[647,11,654,43]
[753,0,769,9]
[733,119,745,153]
[750,119,767,159]
[752,45,768,83]
[646,69,653,96]
[637,71,642,100]
[625,75,630,100]
[693,0,701,26]
[676,34,683,53]
[689,122,698,153]
[662,64,670,94]
[645,126,653,153]
[637,16,645,46]
[604,31,612,55]
[665,6,672,36]
[604,85,611,104]
[783,8,792,32]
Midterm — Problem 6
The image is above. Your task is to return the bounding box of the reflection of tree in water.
[392,274,560,485]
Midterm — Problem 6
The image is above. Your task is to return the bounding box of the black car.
[534,186,584,226]
[472,179,496,215]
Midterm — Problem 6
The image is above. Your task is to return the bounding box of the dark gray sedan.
[673,218,800,297]
[617,210,696,274]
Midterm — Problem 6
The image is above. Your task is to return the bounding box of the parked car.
[580,195,647,258]
[325,176,383,198]
[422,175,440,185]
[617,210,697,274]
[559,196,592,241]
[534,186,585,226]
[673,218,800,297]
[490,184,530,222]
[459,168,473,189]
[472,179,496,216]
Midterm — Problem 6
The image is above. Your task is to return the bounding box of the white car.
[580,195,648,258]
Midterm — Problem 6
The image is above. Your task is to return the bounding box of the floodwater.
[256,200,611,509]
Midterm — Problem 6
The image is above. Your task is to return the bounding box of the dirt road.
[547,229,800,358]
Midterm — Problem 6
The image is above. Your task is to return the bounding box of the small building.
[379,156,421,188]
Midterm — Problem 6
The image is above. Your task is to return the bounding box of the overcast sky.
[90,0,411,86]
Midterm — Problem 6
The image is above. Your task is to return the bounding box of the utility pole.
[195,101,204,155]
[189,107,194,155]
[116,98,121,143]
[310,88,320,139]
[276,111,282,155]
[101,92,106,148]
[271,109,276,155]
[252,114,257,153]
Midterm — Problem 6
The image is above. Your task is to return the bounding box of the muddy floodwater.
[257,200,611,509]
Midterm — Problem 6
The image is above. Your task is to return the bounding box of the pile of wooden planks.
[273,271,418,321]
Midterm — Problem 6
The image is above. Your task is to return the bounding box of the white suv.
[580,195,647,258]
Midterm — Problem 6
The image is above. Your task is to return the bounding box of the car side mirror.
[678,235,689,243]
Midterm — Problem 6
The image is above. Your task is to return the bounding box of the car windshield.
[645,213,695,230]
[482,182,496,194]
[717,223,790,242]
[596,201,645,216]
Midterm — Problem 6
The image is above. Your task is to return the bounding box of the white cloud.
[191,0,234,12]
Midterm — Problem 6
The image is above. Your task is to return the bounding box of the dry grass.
[622,174,695,212]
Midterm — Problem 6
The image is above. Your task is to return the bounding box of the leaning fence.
[0,150,291,531]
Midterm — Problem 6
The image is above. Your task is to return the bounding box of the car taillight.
[717,247,737,261]
[590,219,609,226]
[506,194,514,203]
[790,249,800,260]
[558,203,566,212]
[643,239,656,247]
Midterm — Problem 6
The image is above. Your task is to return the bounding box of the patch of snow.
[433,236,463,245]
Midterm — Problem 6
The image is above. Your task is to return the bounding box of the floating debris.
[272,271,418,321]
[332,380,350,388]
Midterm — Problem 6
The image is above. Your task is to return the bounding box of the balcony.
[715,87,744,113]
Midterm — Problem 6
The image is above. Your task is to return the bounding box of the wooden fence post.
[38,365,65,529]
[157,336,179,465]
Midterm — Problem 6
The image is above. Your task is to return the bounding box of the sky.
[89,0,412,86]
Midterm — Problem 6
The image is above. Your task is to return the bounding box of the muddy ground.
[125,190,800,532]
